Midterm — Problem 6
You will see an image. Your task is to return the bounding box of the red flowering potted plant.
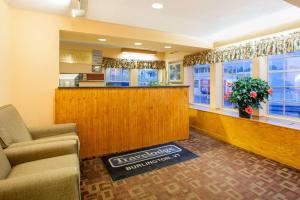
[225,77,272,118]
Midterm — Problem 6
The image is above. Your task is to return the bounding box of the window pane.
[200,95,210,104]
[232,65,237,74]
[269,58,285,71]
[237,64,243,73]
[194,64,210,104]
[194,80,200,103]
[138,69,158,86]
[285,104,300,118]
[286,56,300,71]
[268,50,300,118]
[224,65,232,74]
[243,72,251,78]
[269,88,284,102]
[223,99,232,108]
[237,74,244,79]
[269,73,284,87]
[201,85,210,95]
[285,71,300,87]
[244,61,252,72]
[106,68,130,83]
[223,60,252,108]
[269,102,284,116]
[285,88,300,103]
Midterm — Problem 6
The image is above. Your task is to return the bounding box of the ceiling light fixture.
[71,0,86,17]
[71,9,85,17]
[152,3,164,9]
[164,45,172,49]
[134,42,143,46]
[121,52,157,61]
[98,38,107,42]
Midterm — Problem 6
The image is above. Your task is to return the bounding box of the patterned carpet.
[80,129,300,200]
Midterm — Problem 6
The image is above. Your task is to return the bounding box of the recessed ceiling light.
[164,45,172,49]
[134,42,143,46]
[98,38,107,42]
[152,3,163,9]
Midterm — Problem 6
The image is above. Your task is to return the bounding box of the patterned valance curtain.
[101,57,166,69]
[183,31,300,66]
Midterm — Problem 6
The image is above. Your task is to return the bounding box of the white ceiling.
[60,31,204,53]
[5,0,71,15]
[5,0,300,44]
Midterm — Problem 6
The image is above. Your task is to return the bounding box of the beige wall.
[7,7,205,127]
[10,9,71,126]
[164,51,193,100]
[164,51,190,84]
[7,3,299,126]
[0,0,12,106]
[59,42,165,74]
[214,20,300,47]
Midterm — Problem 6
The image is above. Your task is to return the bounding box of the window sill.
[190,104,300,131]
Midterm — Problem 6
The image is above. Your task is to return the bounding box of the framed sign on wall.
[168,61,183,83]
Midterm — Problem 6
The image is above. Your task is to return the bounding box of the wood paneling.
[55,87,189,158]
[189,108,300,170]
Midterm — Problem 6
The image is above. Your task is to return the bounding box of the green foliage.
[227,77,271,110]
[149,81,160,86]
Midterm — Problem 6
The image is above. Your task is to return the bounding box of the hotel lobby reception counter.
[55,86,189,158]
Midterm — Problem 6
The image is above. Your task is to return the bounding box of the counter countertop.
[58,85,190,89]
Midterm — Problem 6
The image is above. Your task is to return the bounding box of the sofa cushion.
[9,134,79,148]
[0,105,32,143]
[0,128,13,148]
[0,146,11,180]
[8,154,79,179]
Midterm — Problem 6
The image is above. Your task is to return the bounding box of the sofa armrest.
[29,123,77,139]
[0,168,80,200]
[4,140,78,166]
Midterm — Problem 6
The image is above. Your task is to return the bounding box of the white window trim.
[189,55,299,122]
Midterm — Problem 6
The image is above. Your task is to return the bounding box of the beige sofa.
[0,105,80,164]
[0,146,80,200]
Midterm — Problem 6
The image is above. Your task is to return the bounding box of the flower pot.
[238,109,252,119]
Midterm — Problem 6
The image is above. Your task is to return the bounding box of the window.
[268,51,300,118]
[106,68,130,86]
[138,69,158,86]
[194,64,210,104]
[223,60,252,108]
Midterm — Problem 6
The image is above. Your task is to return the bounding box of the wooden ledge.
[190,104,300,131]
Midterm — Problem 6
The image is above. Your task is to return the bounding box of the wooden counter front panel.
[55,88,189,157]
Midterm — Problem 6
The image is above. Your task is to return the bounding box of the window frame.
[222,59,252,110]
[193,64,211,106]
[105,68,130,83]
[137,69,159,86]
[267,52,300,119]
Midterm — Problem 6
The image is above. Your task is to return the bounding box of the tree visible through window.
[194,64,210,104]
[268,51,300,118]
[223,60,252,108]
